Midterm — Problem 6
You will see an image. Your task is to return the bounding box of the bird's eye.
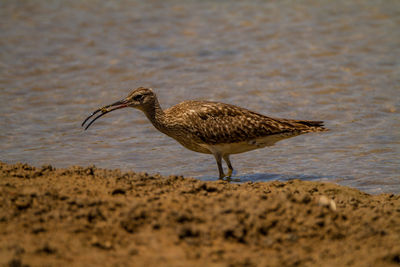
[133,94,143,101]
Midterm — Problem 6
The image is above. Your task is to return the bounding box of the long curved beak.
[82,99,129,130]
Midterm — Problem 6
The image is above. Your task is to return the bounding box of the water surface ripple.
[1,1,399,194]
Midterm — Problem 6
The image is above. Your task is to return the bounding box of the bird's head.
[124,87,157,110]
[82,87,157,130]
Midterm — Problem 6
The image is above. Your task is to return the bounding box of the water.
[1,0,399,194]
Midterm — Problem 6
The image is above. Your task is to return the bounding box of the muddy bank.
[0,162,399,267]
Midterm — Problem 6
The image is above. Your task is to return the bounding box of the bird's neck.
[142,99,168,132]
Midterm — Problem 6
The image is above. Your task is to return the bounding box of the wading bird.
[82,87,326,179]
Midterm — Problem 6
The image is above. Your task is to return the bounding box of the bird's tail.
[295,120,327,132]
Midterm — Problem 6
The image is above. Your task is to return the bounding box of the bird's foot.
[218,169,239,182]
[223,171,240,182]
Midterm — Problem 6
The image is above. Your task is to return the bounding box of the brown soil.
[0,162,399,267]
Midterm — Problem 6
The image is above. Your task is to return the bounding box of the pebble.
[318,195,337,211]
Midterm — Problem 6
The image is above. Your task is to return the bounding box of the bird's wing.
[169,101,297,145]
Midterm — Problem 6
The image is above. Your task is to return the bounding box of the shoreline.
[1,162,399,266]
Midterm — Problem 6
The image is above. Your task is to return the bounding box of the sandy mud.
[0,162,399,266]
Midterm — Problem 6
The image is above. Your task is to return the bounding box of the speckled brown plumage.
[161,100,324,145]
[82,87,327,179]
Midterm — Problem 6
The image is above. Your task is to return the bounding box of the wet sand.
[0,162,399,267]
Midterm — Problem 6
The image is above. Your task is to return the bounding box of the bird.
[82,87,327,179]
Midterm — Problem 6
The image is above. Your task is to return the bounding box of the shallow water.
[1,0,399,194]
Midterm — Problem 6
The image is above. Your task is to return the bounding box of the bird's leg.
[222,155,233,178]
[213,153,225,179]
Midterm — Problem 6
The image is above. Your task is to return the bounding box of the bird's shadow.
[197,172,338,184]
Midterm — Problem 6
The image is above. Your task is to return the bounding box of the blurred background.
[0,0,399,194]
